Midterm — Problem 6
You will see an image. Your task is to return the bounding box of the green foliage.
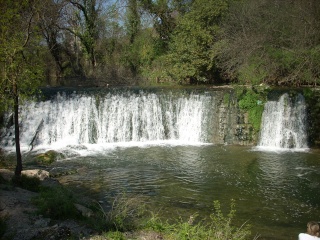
[302,88,314,100]
[0,1,44,109]
[143,200,251,240]
[163,0,230,82]
[11,174,41,192]
[35,150,60,165]
[33,186,80,220]
[143,212,171,233]
[102,231,125,240]
[122,29,157,77]
[238,57,268,85]
[207,200,251,239]
[238,88,266,132]
[97,192,146,232]
[218,0,320,86]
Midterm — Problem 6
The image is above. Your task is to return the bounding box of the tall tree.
[126,0,141,44]
[67,0,101,70]
[163,0,230,83]
[38,0,67,81]
[123,0,141,76]
[139,0,178,51]
[0,0,44,176]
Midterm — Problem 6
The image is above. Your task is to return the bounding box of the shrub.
[238,88,267,132]
[32,186,79,220]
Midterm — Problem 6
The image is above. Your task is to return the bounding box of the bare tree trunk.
[13,81,22,176]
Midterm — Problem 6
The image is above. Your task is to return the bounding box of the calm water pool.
[29,144,320,240]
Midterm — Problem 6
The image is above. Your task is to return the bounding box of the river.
[1,87,319,239]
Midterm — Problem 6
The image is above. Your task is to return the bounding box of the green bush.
[32,186,79,220]
[238,88,266,132]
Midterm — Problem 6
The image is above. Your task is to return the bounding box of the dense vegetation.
[1,0,319,88]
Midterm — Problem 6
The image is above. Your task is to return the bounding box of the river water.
[1,88,319,239]
[35,143,319,240]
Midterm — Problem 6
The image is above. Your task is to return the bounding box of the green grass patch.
[95,199,251,240]
[93,192,147,232]
[11,174,41,192]
[142,200,251,240]
[32,186,80,220]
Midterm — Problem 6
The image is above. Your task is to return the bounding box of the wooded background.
[1,0,320,88]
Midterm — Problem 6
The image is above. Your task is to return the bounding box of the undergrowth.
[237,87,268,133]
[32,186,80,220]
[3,173,254,239]
[11,174,41,192]
[101,198,253,240]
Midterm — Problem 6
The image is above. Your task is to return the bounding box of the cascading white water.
[258,93,308,150]
[0,90,215,149]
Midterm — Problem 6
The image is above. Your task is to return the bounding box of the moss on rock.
[35,150,61,165]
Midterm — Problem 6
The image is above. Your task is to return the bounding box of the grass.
[140,200,252,240]
[97,197,253,240]
[11,174,41,192]
[32,185,80,220]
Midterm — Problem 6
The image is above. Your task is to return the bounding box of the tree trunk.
[13,81,22,176]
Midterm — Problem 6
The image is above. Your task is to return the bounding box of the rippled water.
[33,144,320,240]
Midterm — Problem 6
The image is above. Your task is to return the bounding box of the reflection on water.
[33,145,320,239]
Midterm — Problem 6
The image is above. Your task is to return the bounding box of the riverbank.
[0,167,253,240]
[0,168,171,240]
[0,169,101,239]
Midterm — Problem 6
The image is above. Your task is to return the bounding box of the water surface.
[38,144,320,240]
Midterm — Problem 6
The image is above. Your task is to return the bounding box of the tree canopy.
[0,0,44,175]
[2,0,320,88]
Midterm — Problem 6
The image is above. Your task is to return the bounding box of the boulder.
[74,203,94,218]
[22,169,50,180]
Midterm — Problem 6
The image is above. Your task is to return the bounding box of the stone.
[21,169,50,180]
[74,203,94,217]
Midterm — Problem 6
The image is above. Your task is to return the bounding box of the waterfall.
[257,93,308,150]
[0,90,215,149]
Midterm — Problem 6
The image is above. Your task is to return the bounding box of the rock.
[22,169,50,180]
[35,150,61,165]
[74,203,94,217]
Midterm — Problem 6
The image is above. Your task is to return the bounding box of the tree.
[66,0,102,70]
[217,0,320,86]
[123,0,141,76]
[139,0,181,51]
[38,0,70,82]
[163,0,230,83]
[0,0,44,176]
